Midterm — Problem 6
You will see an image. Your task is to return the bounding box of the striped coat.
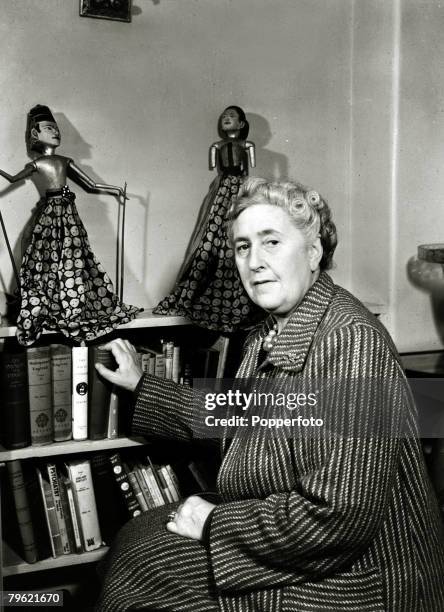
[97,273,444,611]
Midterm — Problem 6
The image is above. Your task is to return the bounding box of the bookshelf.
[0,310,196,609]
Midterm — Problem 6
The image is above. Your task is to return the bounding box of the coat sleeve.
[208,323,410,592]
[131,374,215,443]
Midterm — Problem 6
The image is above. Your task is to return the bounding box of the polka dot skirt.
[153,175,260,333]
[16,186,140,346]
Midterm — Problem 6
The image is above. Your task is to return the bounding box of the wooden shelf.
[363,301,387,316]
[0,309,191,339]
[2,541,108,576]
[0,436,146,462]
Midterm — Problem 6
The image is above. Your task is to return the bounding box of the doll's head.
[26,105,60,153]
[218,106,249,139]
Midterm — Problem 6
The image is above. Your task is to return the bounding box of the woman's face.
[232,203,322,317]
[34,121,60,147]
[220,108,244,133]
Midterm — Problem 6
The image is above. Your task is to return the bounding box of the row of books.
[0,342,118,450]
[2,452,190,565]
[0,338,225,451]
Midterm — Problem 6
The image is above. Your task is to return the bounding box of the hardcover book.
[0,346,31,449]
[72,346,88,440]
[50,344,72,442]
[88,345,116,440]
[27,347,53,446]
[66,459,102,551]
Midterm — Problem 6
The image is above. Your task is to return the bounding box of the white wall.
[0,0,353,312]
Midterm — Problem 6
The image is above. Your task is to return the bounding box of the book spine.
[0,350,31,449]
[72,346,88,441]
[35,467,61,557]
[146,455,169,504]
[188,461,209,491]
[27,347,53,445]
[140,466,164,507]
[160,465,179,502]
[148,355,155,376]
[133,466,155,509]
[163,341,174,380]
[154,353,165,378]
[67,459,102,551]
[88,346,115,440]
[46,463,71,554]
[164,464,181,501]
[157,467,174,503]
[107,389,119,439]
[109,453,142,518]
[6,460,37,563]
[50,344,72,442]
[62,477,83,553]
[172,345,181,383]
[127,470,149,512]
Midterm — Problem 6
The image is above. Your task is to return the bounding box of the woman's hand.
[94,338,142,392]
[166,496,216,541]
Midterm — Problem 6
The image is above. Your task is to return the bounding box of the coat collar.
[248,272,334,373]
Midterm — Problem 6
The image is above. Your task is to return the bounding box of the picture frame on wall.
[80,0,132,23]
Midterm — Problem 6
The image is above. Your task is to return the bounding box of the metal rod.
[119,182,127,302]
[0,209,20,290]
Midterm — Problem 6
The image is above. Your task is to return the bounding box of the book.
[172,345,181,383]
[6,460,37,563]
[35,466,62,558]
[88,345,116,440]
[138,347,156,375]
[61,476,83,553]
[90,453,127,544]
[133,465,156,509]
[162,341,174,380]
[188,460,211,492]
[107,388,119,439]
[27,346,53,445]
[139,465,164,507]
[50,344,72,442]
[21,461,53,560]
[165,464,181,501]
[66,459,102,551]
[156,467,174,503]
[58,475,81,554]
[109,453,142,518]
[127,469,149,512]
[146,455,170,504]
[46,463,71,554]
[0,346,31,449]
[159,465,180,502]
[72,346,88,440]
[1,463,27,563]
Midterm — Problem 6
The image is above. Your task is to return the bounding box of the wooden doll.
[0,105,139,345]
[154,106,259,332]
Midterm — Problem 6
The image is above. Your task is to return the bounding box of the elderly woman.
[95,178,444,611]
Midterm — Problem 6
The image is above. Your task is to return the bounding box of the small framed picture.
[80,0,132,23]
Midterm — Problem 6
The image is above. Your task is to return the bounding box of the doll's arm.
[0,162,35,184]
[67,160,126,198]
[209,143,219,171]
[246,141,256,168]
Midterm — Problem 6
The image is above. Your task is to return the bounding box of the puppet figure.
[154,105,259,332]
[0,105,139,346]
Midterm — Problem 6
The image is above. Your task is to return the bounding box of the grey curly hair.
[226,177,337,271]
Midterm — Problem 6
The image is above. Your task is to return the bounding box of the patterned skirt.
[96,504,219,612]
[16,186,140,346]
[153,175,259,333]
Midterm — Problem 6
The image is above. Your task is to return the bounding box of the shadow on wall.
[248,113,288,180]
